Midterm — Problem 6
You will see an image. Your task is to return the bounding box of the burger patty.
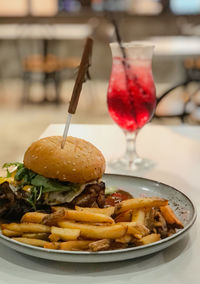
[71,181,106,208]
[0,181,106,220]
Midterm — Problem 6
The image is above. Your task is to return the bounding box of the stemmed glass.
[107,41,156,171]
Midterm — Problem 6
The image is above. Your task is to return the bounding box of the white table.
[0,124,200,284]
[0,24,92,40]
[149,36,200,57]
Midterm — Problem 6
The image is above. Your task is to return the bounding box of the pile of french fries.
[1,196,183,252]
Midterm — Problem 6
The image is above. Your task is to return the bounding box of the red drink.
[107,57,156,132]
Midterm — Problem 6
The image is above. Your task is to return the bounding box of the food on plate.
[0,136,107,219]
[13,237,48,247]
[42,208,114,225]
[74,205,115,217]
[0,136,184,252]
[115,197,168,214]
[160,205,184,229]
[1,199,184,251]
[1,222,51,233]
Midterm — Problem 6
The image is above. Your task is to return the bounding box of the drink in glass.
[107,42,156,171]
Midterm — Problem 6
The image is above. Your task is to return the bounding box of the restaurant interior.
[1,0,200,165]
[0,1,200,279]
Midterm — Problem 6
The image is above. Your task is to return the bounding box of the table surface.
[1,29,200,57]
[149,36,200,57]
[0,24,91,39]
[1,124,200,284]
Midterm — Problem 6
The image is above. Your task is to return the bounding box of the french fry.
[2,223,51,233]
[22,233,49,240]
[45,240,94,252]
[75,206,115,217]
[136,233,161,245]
[44,242,60,250]
[50,226,80,241]
[126,223,150,239]
[2,229,22,237]
[115,197,168,214]
[43,209,114,225]
[115,210,133,222]
[60,240,92,251]
[63,209,114,224]
[12,237,49,247]
[116,234,132,244]
[21,212,47,224]
[89,239,111,252]
[160,206,184,229]
[58,221,126,239]
[48,234,60,242]
[131,209,145,224]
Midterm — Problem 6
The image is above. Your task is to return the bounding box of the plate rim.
[0,173,197,256]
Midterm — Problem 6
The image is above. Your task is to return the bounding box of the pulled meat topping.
[71,181,105,208]
[0,182,31,220]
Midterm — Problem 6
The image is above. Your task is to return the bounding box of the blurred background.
[0,0,200,164]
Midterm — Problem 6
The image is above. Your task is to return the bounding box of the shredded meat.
[0,182,31,220]
[155,210,168,238]
[89,239,111,252]
[71,181,105,208]
[145,208,168,238]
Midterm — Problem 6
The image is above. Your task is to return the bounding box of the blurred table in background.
[0,24,92,39]
[149,36,200,57]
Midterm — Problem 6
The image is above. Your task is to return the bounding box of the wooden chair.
[22,54,80,104]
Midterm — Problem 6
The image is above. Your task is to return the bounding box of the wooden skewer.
[61,37,93,149]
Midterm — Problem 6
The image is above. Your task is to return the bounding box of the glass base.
[107,156,155,175]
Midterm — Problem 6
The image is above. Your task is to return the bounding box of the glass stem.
[123,130,139,167]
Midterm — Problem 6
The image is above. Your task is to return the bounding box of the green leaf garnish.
[6,169,11,178]
[3,162,23,178]
[3,162,23,169]
[31,175,79,193]
[3,162,80,209]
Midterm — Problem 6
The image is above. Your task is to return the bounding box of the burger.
[0,136,106,219]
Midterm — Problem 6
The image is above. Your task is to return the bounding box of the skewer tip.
[61,138,66,149]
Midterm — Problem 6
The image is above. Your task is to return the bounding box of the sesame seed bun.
[23,136,106,184]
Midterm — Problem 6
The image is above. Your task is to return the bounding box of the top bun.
[23,136,106,184]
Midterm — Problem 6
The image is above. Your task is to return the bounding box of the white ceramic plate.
[0,174,196,263]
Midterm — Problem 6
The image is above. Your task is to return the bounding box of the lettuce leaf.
[2,162,80,209]
[31,175,79,193]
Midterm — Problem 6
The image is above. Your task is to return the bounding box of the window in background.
[103,0,127,11]
[127,0,162,15]
[30,0,58,16]
[170,0,200,15]
[0,0,28,16]
[60,0,80,12]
